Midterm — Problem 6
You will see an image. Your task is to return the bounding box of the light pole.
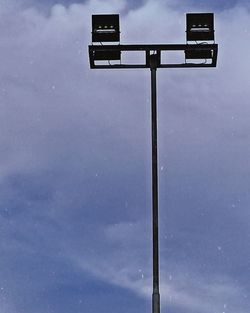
[149,53,160,313]
[88,13,218,313]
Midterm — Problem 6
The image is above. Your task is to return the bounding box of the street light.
[185,48,213,60]
[185,13,215,62]
[92,14,120,42]
[88,13,218,313]
[92,14,121,61]
[186,13,215,41]
[93,49,121,61]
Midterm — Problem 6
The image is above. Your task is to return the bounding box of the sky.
[1,0,250,313]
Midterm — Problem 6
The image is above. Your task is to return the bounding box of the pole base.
[152,293,160,313]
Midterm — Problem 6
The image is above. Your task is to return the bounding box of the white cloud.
[69,220,249,313]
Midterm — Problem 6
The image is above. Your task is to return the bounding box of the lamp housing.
[92,14,120,42]
[185,49,212,59]
[93,50,121,61]
[186,13,214,41]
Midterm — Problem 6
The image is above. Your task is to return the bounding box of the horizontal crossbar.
[88,43,218,69]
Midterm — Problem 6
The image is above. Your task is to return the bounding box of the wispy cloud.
[68,220,249,313]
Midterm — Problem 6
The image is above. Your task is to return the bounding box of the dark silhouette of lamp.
[185,49,213,60]
[92,14,120,42]
[186,13,214,41]
[185,13,214,61]
[92,14,121,61]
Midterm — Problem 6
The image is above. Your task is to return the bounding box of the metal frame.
[89,44,218,69]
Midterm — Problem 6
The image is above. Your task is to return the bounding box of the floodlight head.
[185,49,213,60]
[93,50,121,61]
[92,14,120,43]
[186,13,214,41]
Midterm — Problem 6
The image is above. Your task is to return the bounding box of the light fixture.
[93,50,121,61]
[185,49,212,60]
[186,13,214,41]
[92,14,120,43]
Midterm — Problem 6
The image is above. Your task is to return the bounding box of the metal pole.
[149,54,160,313]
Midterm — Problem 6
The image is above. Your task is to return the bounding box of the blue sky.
[1,1,250,313]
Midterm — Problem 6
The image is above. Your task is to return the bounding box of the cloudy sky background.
[1,0,250,313]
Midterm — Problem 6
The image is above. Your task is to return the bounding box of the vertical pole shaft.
[150,55,160,313]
